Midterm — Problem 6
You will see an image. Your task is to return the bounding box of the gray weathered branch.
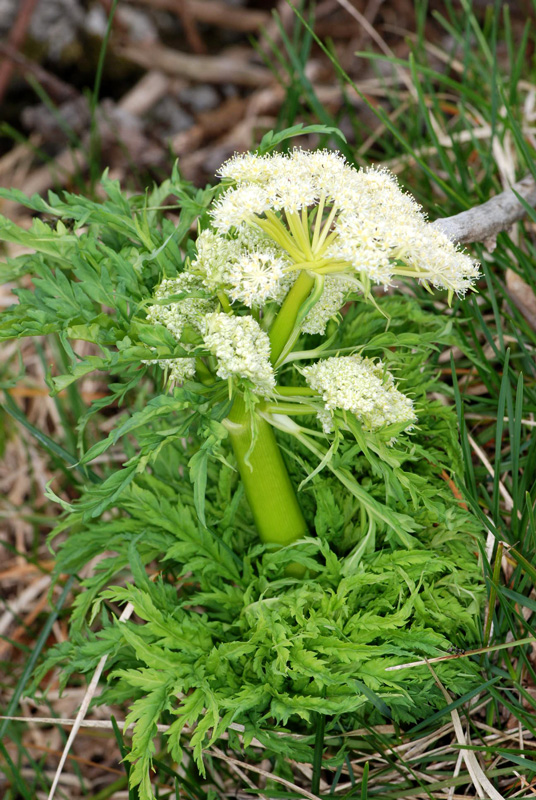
[431,174,536,245]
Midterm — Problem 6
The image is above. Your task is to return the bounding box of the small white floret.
[143,357,197,384]
[212,184,272,233]
[227,251,287,306]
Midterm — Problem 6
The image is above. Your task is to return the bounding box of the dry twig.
[432,174,536,246]
[0,43,78,103]
[0,0,40,104]
[117,42,272,87]
[128,0,269,33]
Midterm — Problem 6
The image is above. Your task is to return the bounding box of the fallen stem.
[431,174,536,245]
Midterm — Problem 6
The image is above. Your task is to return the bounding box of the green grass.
[1,0,536,797]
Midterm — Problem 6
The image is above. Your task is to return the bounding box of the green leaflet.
[0,215,78,264]
[257,123,347,155]
[188,419,229,527]
[123,678,175,792]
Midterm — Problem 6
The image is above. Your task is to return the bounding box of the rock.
[179,84,219,113]
[152,95,194,136]
[29,0,86,61]
[22,96,90,140]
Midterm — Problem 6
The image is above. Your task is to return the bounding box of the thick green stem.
[269,270,315,364]
[224,395,307,548]
[222,261,317,562]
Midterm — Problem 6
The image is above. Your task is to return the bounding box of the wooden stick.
[0,0,40,104]
[431,174,536,246]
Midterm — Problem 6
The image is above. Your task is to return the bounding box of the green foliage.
[257,123,347,155]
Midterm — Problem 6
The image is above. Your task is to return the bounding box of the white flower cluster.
[303,354,416,433]
[302,275,351,335]
[144,273,215,384]
[327,173,476,293]
[146,273,214,338]
[146,276,277,391]
[213,149,479,296]
[203,312,275,395]
[192,228,294,308]
[143,356,197,384]
[216,149,348,220]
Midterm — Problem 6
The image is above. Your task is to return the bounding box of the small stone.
[29,0,86,61]
[179,85,220,113]
[152,96,194,136]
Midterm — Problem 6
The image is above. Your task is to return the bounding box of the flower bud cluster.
[203,312,276,394]
[301,276,352,335]
[215,149,348,221]
[146,273,215,338]
[144,273,215,383]
[145,273,277,393]
[142,356,197,384]
[303,354,416,433]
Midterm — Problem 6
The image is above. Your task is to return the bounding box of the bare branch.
[431,174,536,245]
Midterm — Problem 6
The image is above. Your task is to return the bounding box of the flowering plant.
[0,127,484,799]
[143,141,478,553]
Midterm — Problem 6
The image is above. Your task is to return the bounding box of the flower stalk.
[224,394,308,549]
[269,270,315,364]
[222,273,325,555]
